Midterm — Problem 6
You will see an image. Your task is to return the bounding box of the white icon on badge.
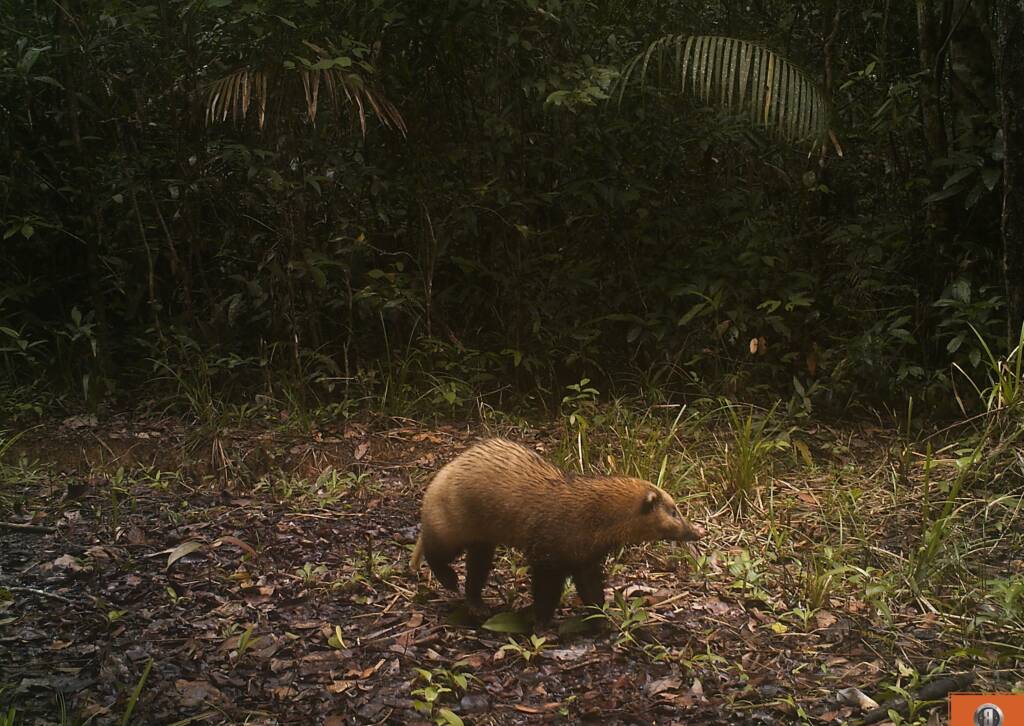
[974,703,1003,726]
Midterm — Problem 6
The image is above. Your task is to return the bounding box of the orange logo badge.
[950,693,1024,726]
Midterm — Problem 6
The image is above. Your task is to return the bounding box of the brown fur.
[411,438,704,625]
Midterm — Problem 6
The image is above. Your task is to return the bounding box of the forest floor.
[0,414,1021,725]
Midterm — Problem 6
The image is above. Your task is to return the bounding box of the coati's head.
[640,485,705,543]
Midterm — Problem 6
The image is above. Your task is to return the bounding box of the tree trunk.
[997,0,1024,343]
[916,0,949,161]
[916,0,950,238]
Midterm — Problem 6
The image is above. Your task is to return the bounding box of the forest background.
[2,0,1023,422]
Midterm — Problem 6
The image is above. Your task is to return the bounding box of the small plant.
[327,625,347,650]
[105,609,129,625]
[560,378,601,471]
[234,625,260,658]
[799,549,837,612]
[720,402,787,513]
[410,663,474,725]
[985,576,1024,625]
[497,634,549,663]
[120,657,153,726]
[316,468,373,501]
[587,594,646,642]
[785,606,815,632]
[296,562,328,586]
[165,586,183,605]
[726,549,771,604]
[877,661,936,725]
[912,441,983,584]
[953,322,1024,416]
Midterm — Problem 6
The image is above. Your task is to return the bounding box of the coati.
[410,438,704,625]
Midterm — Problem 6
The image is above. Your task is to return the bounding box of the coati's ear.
[641,490,659,514]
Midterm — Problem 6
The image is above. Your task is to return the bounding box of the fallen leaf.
[85,546,113,561]
[815,610,838,629]
[327,680,355,694]
[50,554,86,572]
[175,680,227,709]
[213,536,257,557]
[344,658,384,679]
[354,442,369,460]
[513,704,560,714]
[645,677,681,697]
[167,541,205,568]
[837,687,879,710]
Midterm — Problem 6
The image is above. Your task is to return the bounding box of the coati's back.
[421,438,563,551]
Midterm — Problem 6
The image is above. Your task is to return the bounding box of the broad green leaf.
[481,610,532,633]
[437,709,464,726]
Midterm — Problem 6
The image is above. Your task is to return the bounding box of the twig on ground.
[6,586,79,605]
[0,521,55,533]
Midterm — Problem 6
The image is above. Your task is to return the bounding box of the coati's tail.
[410,535,424,572]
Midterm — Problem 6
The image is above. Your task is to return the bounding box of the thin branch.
[0,521,56,533]
[6,586,78,605]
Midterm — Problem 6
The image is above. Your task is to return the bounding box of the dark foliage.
[0,1,1014,417]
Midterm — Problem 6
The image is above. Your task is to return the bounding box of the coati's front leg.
[571,560,609,632]
[571,561,606,610]
[464,543,496,616]
[529,563,568,626]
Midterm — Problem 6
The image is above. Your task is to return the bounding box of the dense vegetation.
[2,0,1023,420]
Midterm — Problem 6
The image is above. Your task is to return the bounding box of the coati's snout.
[677,519,705,542]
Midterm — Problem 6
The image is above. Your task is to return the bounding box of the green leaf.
[32,75,64,89]
[481,610,532,633]
[942,166,975,190]
[981,166,1002,191]
[923,185,964,204]
[558,615,596,636]
[437,708,464,726]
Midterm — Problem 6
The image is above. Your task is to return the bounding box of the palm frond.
[615,35,833,149]
[204,49,406,136]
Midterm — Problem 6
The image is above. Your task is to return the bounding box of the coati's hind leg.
[422,534,461,594]
[530,563,568,627]
[464,543,496,616]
